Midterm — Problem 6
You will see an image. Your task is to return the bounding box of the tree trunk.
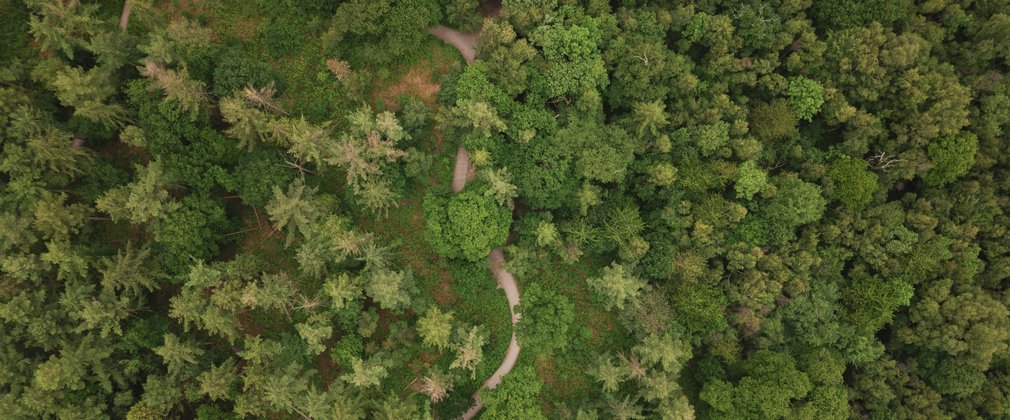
[119,1,132,32]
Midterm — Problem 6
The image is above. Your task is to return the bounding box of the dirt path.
[452,146,477,193]
[429,26,480,65]
[457,205,522,420]
[119,1,132,32]
[428,5,517,417]
[449,110,519,420]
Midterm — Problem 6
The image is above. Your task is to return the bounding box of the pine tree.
[154,333,203,376]
[265,178,320,244]
[323,273,363,310]
[296,313,334,356]
[26,127,92,175]
[592,356,627,393]
[139,61,208,115]
[586,263,647,310]
[363,268,414,311]
[198,359,237,401]
[26,0,101,59]
[96,160,179,224]
[98,244,160,297]
[450,326,485,379]
[417,306,454,351]
[342,357,388,389]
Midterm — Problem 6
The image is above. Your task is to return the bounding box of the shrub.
[212,50,282,97]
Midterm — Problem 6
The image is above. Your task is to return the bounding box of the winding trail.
[452,146,477,193]
[119,1,132,32]
[460,249,521,420]
[429,26,480,65]
[429,6,519,418]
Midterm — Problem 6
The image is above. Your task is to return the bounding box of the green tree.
[154,333,203,376]
[450,99,506,137]
[923,131,977,186]
[827,157,878,210]
[480,366,547,420]
[139,62,208,116]
[95,160,179,224]
[587,262,647,310]
[342,357,388,389]
[423,186,511,261]
[197,359,237,401]
[296,313,334,356]
[363,268,414,311]
[734,160,767,201]
[700,351,813,419]
[517,283,574,354]
[749,100,799,143]
[265,178,320,244]
[450,326,485,379]
[787,76,825,121]
[417,306,454,351]
[630,100,669,139]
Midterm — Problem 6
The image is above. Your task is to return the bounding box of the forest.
[2,0,1010,418]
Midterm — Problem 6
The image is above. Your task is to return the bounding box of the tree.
[450,326,485,379]
[735,160,767,201]
[450,99,506,137]
[480,366,547,420]
[32,192,88,241]
[26,0,101,59]
[630,100,669,139]
[827,157,878,209]
[517,283,574,354]
[480,167,519,209]
[587,263,647,310]
[592,356,627,393]
[923,131,977,186]
[154,333,203,376]
[700,350,813,419]
[323,273,363,310]
[342,357,388,389]
[139,62,207,116]
[749,100,798,143]
[417,306,454,351]
[297,313,334,356]
[363,268,414,311]
[198,359,237,401]
[96,160,179,224]
[26,126,93,175]
[419,370,453,403]
[634,333,692,374]
[98,244,160,297]
[787,76,825,121]
[265,178,320,244]
[760,175,826,244]
[424,186,511,261]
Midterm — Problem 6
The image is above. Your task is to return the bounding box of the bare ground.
[452,146,477,193]
[429,26,480,65]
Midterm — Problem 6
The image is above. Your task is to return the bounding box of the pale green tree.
[587,263,647,310]
[417,306,455,351]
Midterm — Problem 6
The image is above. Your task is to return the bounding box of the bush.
[923,131,977,186]
[423,184,512,261]
[258,15,307,57]
[827,157,878,210]
[212,50,283,97]
[154,194,232,273]
[231,147,295,207]
[516,283,574,355]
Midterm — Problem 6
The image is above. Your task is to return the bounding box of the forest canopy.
[2,0,1010,419]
